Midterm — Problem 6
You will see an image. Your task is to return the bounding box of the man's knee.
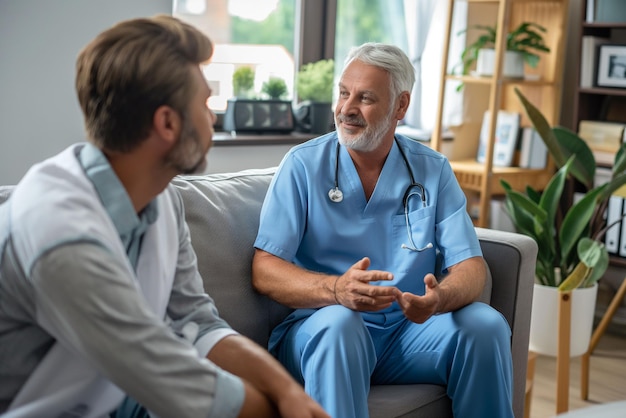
[302,305,365,339]
[454,302,511,343]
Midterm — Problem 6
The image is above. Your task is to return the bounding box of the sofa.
[0,167,537,418]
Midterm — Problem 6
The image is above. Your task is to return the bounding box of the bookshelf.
[572,1,626,138]
[431,0,569,228]
[571,1,626,264]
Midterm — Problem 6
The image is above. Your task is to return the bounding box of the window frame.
[210,0,336,130]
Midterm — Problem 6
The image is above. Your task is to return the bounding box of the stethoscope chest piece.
[328,187,343,203]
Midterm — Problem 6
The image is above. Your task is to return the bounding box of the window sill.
[212,131,317,146]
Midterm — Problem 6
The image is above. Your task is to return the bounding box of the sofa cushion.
[171,168,291,347]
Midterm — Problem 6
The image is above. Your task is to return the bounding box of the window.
[174,0,297,112]
[334,0,408,68]
[174,0,464,132]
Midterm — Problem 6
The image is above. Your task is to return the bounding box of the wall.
[0,0,171,185]
[206,144,292,173]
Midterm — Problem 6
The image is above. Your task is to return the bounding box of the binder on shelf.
[476,110,520,167]
[620,199,626,257]
[518,127,548,169]
[605,195,622,255]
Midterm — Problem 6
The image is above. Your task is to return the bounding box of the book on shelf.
[476,110,520,167]
[580,36,609,88]
[518,127,548,169]
[593,168,626,257]
[578,120,626,165]
[586,0,595,22]
[605,194,622,255]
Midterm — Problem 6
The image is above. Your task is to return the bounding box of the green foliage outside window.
[296,59,335,102]
[231,0,295,55]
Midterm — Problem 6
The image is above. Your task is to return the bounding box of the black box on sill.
[223,98,294,134]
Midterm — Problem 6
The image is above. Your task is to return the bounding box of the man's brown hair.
[75,15,213,152]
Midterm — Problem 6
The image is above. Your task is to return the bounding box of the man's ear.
[153,105,181,148]
[395,91,411,120]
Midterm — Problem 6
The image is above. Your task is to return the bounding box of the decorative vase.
[529,282,598,357]
[475,49,525,78]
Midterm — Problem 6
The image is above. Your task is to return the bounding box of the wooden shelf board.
[578,87,626,97]
[445,74,556,87]
[609,256,626,268]
[463,0,563,3]
[450,159,553,194]
[582,22,626,29]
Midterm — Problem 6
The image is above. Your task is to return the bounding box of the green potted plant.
[261,76,288,100]
[500,88,626,356]
[457,22,550,78]
[232,66,255,98]
[296,58,334,103]
[295,59,335,134]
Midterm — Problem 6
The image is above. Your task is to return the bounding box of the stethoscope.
[328,137,433,252]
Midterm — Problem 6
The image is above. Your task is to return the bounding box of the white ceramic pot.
[529,282,598,357]
[475,49,525,78]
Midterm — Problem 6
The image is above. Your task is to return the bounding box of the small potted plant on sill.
[456,21,550,79]
[500,87,626,357]
[232,66,255,98]
[294,59,335,134]
[261,76,288,100]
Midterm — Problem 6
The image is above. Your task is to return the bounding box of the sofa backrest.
[172,168,491,347]
[171,168,292,347]
[0,169,492,349]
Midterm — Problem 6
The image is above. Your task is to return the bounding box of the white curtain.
[403,0,467,131]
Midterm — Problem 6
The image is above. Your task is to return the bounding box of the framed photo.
[476,110,520,167]
[596,44,626,88]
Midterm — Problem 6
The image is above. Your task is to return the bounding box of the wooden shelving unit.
[431,0,569,227]
[571,4,626,131]
[572,0,626,403]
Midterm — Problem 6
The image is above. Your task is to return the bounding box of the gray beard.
[336,113,396,152]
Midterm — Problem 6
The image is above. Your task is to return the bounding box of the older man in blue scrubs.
[252,42,514,418]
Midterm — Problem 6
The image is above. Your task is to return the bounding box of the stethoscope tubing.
[328,137,431,252]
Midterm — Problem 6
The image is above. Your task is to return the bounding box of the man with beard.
[0,15,328,418]
[252,42,514,418]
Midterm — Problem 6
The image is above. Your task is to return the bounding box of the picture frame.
[595,44,626,89]
[476,110,520,167]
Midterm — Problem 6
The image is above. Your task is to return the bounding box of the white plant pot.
[475,49,525,78]
[529,283,598,357]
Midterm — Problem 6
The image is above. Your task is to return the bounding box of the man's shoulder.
[289,131,337,155]
[395,134,447,161]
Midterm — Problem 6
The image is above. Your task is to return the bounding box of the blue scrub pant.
[273,303,514,418]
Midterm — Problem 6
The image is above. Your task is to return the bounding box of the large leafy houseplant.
[457,22,550,76]
[296,59,334,103]
[501,88,626,291]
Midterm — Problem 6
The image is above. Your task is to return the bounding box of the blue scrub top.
[254,133,481,313]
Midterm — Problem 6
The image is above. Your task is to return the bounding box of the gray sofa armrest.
[476,227,537,418]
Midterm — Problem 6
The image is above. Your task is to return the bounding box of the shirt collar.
[78,143,158,236]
